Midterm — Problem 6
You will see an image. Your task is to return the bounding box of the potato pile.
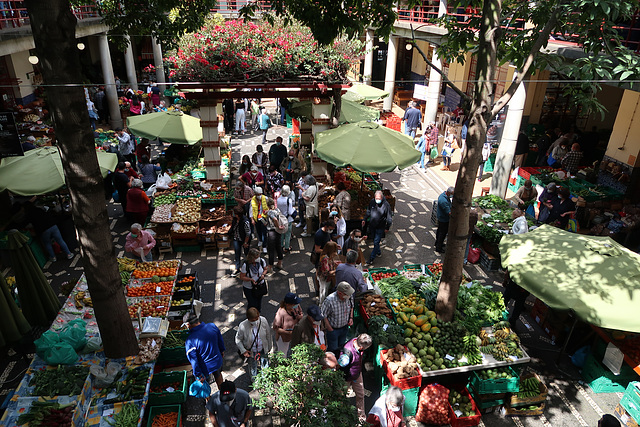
[361,294,393,319]
[201,206,227,221]
[175,197,201,223]
[151,204,174,223]
[383,344,421,380]
[173,224,197,234]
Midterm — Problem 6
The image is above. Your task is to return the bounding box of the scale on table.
[138,310,170,338]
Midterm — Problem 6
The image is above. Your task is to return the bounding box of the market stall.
[1,258,196,427]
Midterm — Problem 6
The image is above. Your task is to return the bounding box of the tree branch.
[410,25,470,103]
[491,3,563,116]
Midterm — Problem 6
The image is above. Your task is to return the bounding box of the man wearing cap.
[290,305,327,351]
[338,333,373,419]
[321,282,355,354]
[435,186,454,253]
[334,250,367,294]
[184,314,225,388]
[537,182,558,222]
[207,380,253,427]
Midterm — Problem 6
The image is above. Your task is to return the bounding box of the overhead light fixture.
[77,42,85,50]
[405,43,413,51]
[28,55,39,65]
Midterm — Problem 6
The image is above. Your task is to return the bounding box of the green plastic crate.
[158,331,189,365]
[146,404,181,427]
[469,386,506,410]
[620,382,640,423]
[582,353,639,393]
[381,382,420,417]
[148,371,188,406]
[468,367,520,394]
[403,264,423,272]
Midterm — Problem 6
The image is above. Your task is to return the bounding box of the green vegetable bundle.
[472,195,510,209]
[476,224,505,244]
[367,315,405,348]
[377,275,415,299]
[29,366,89,397]
[457,281,507,330]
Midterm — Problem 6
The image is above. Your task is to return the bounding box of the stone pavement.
[0,102,629,427]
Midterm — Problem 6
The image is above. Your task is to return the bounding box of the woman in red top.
[126,179,150,224]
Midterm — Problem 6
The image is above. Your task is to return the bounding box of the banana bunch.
[462,335,483,365]
[517,376,541,399]
[120,271,131,286]
[74,292,93,309]
[117,257,136,272]
[491,343,510,361]
[493,320,511,331]
[494,328,510,341]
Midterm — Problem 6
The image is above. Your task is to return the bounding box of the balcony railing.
[0,0,100,30]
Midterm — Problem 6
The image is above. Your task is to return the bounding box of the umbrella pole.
[556,314,578,364]
[361,172,364,192]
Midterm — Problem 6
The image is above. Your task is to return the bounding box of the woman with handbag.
[238,248,269,312]
[317,241,340,304]
[235,307,273,380]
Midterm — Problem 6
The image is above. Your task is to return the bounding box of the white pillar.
[311,99,332,179]
[363,30,374,85]
[491,73,526,198]
[124,35,138,91]
[424,46,442,125]
[151,36,166,84]
[98,34,122,129]
[382,36,398,112]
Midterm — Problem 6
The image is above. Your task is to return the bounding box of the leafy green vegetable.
[367,315,405,348]
[486,209,514,224]
[472,195,510,210]
[377,275,415,299]
[457,281,507,329]
[29,366,89,396]
[476,224,506,244]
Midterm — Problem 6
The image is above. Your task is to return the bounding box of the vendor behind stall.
[544,187,576,229]
[124,223,155,261]
[512,179,538,210]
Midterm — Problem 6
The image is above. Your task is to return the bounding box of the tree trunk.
[26,0,139,358]
[331,87,342,128]
[435,0,501,321]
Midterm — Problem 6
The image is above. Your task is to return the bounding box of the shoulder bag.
[247,259,268,298]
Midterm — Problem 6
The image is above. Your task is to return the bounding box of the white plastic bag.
[156,173,172,190]
[146,184,157,197]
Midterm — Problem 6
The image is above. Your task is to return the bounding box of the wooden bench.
[393,90,414,108]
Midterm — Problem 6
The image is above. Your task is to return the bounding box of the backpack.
[270,209,288,234]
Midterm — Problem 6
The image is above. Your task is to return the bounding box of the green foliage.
[241,0,420,45]
[166,17,365,83]
[253,344,364,426]
[97,0,217,51]
[368,315,405,348]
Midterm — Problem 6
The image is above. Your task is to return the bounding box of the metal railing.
[0,0,100,30]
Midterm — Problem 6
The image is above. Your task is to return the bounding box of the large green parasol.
[7,230,61,327]
[127,110,203,145]
[287,99,380,124]
[0,146,117,196]
[314,121,420,173]
[0,273,31,347]
[500,225,640,333]
[342,83,390,103]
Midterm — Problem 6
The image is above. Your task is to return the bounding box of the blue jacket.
[185,323,226,378]
[402,107,422,130]
[437,191,452,223]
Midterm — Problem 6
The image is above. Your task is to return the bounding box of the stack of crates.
[468,367,520,413]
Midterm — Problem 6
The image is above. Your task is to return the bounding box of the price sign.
[156,286,161,293]
[445,354,455,361]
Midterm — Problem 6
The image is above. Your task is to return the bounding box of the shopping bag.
[46,342,79,365]
[467,248,481,264]
[189,377,212,398]
[34,330,61,358]
[156,173,172,190]
[59,319,87,351]
[430,146,438,160]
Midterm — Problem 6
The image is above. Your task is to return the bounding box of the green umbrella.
[500,225,640,333]
[7,230,60,327]
[343,83,389,103]
[0,147,118,196]
[288,99,380,124]
[0,273,31,347]
[127,110,203,145]
[315,121,420,173]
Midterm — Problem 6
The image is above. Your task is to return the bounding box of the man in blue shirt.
[334,250,367,294]
[184,313,225,387]
[402,101,422,139]
[435,187,454,253]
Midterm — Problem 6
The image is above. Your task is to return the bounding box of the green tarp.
[126,110,202,145]
[287,99,380,124]
[314,121,420,173]
[343,83,389,103]
[500,225,640,333]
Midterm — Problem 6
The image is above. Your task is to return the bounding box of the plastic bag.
[59,319,87,351]
[46,342,79,365]
[189,377,211,398]
[430,146,438,160]
[156,173,172,190]
[571,345,591,368]
[34,331,61,358]
[415,384,450,425]
[81,336,103,354]
[467,248,481,264]
[146,184,157,198]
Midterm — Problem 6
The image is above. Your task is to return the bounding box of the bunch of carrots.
[151,411,179,427]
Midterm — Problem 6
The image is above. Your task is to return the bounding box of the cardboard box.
[616,403,640,427]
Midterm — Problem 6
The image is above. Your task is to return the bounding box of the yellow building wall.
[410,41,431,77]
[583,85,625,131]
[522,70,549,123]
[605,89,640,167]
[9,51,35,99]
[446,53,472,93]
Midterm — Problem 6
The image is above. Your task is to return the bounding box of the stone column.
[300,119,312,149]
[98,34,122,129]
[382,36,398,112]
[151,36,166,84]
[200,98,222,187]
[311,99,332,180]
[424,46,442,126]
[363,30,374,85]
[124,35,138,91]
[491,73,526,197]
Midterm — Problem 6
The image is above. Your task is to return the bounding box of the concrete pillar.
[311,99,332,180]
[151,36,166,84]
[124,35,138,91]
[363,30,374,85]
[424,46,442,126]
[300,119,312,149]
[98,34,122,129]
[382,36,399,112]
[491,73,526,198]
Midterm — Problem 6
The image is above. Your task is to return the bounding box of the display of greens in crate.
[17,401,75,426]
[484,209,514,224]
[472,195,510,209]
[476,223,506,244]
[457,281,506,328]
[367,315,405,348]
[377,274,416,299]
[100,367,150,403]
[29,366,89,396]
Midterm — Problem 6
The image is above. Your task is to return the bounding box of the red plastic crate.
[358,301,371,328]
[381,347,422,390]
[448,386,482,427]
[518,167,541,180]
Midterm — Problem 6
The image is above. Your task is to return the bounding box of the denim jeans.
[247,349,269,379]
[326,326,349,354]
[405,127,416,139]
[235,109,245,132]
[41,225,70,259]
[266,230,283,266]
[369,228,385,262]
[262,129,268,143]
[281,222,293,250]
[443,156,451,167]
[255,221,267,246]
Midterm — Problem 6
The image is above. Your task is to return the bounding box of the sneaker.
[66,253,74,260]
[296,222,304,228]
[49,257,57,262]
[380,239,386,246]
[300,233,311,237]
